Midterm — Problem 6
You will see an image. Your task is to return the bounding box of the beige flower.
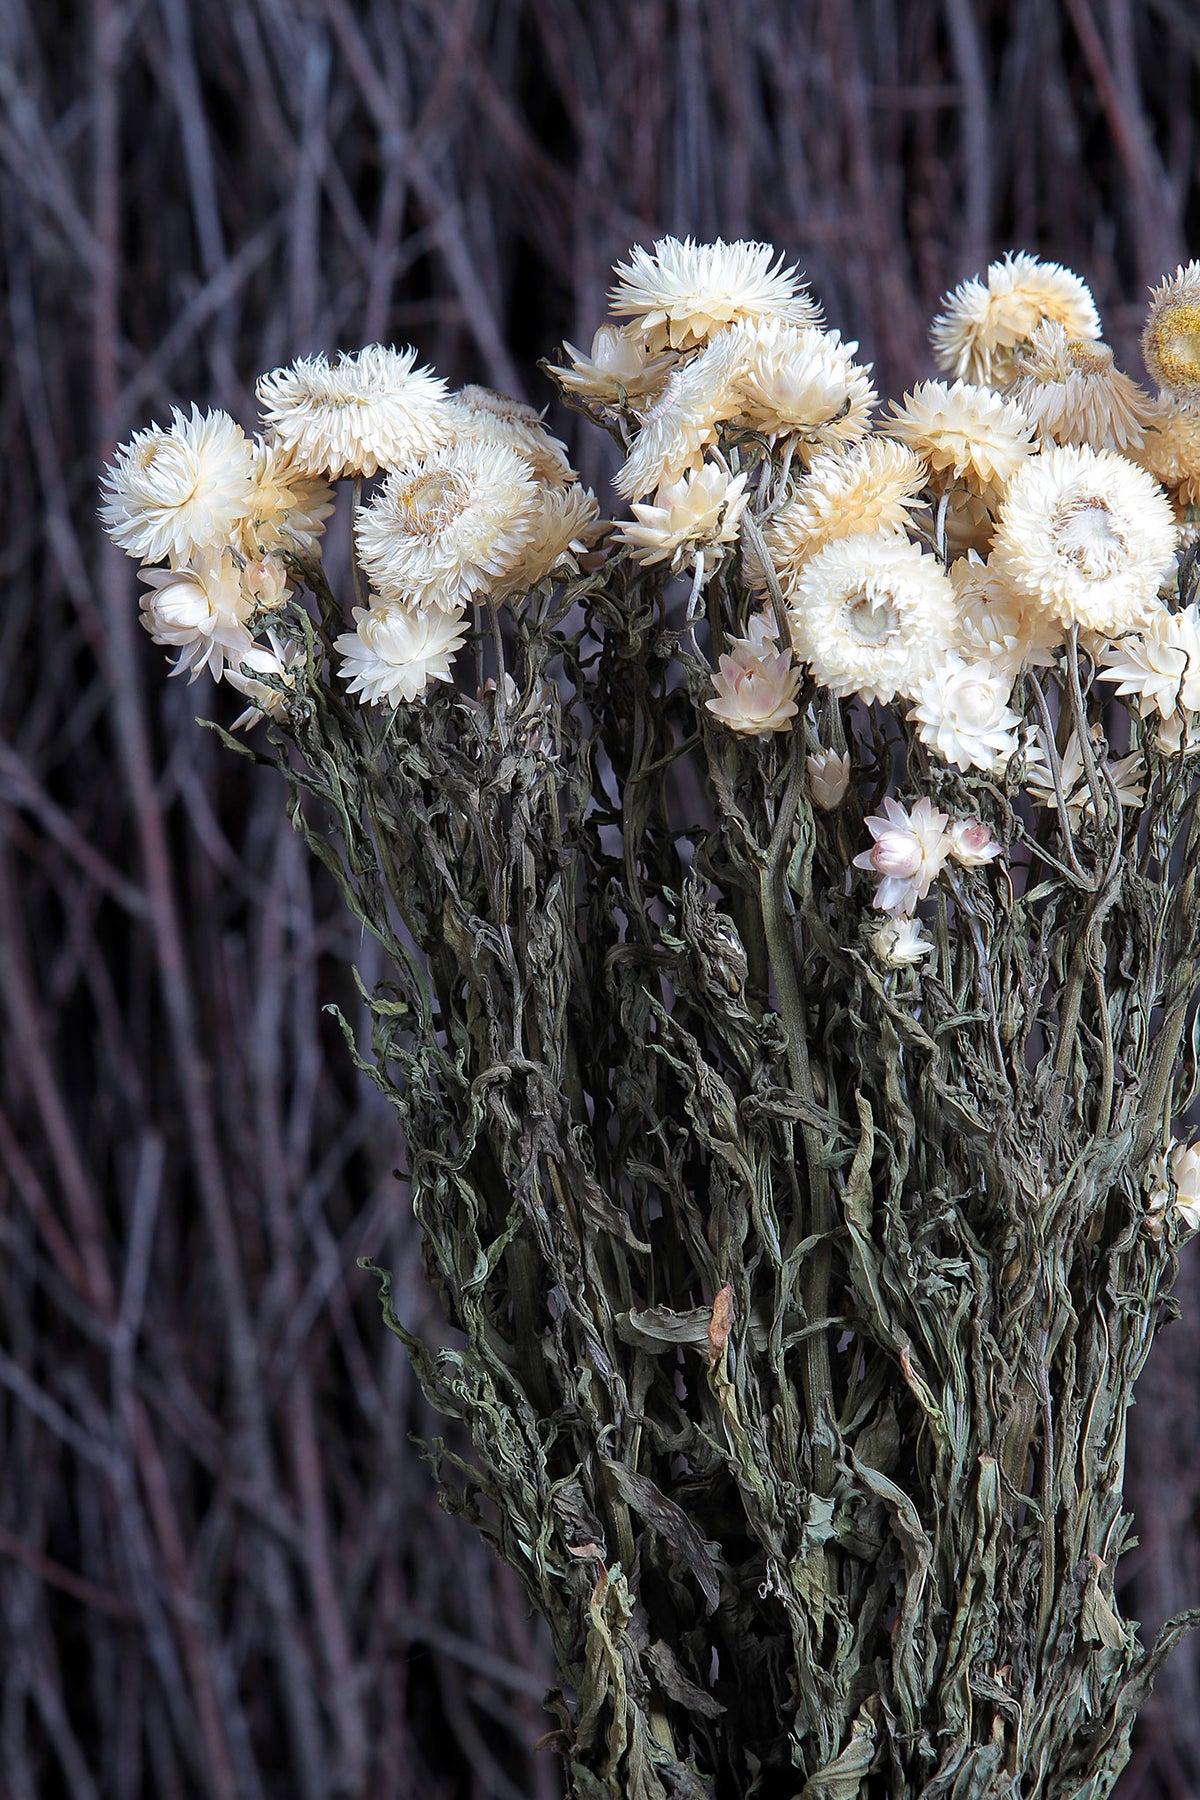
[908,655,1022,773]
[931,252,1101,389]
[238,439,334,557]
[808,748,852,810]
[617,464,748,571]
[614,328,748,499]
[1142,262,1200,408]
[138,556,255,681]
[732,320,876,451]
[705,634,801,736]
[787,532,960,705]
[609,235,820,352]
[887,380,1035,496]
[872,916,936,966]
[1011,323,1156,454]
[991,444,1177,636]
[227,631,306,729]
[494,485,600,599]
[1170,1141,1200,1230]
[1024,726,1145,818]
[761,439,926,587]
[1098,603,1200,718]
[544,324,676,406]
[951,553,1063,672]
[101,407,258,566]
[356,439,539,610]
[1134,398,1200,509]
[449,385,576,488]
[256,345,454,480]
[335,602,469,706]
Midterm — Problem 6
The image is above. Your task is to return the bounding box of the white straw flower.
[617,464,748,571]
[733,321,876,450]
[1142,262,1200,408]
[887,380,1035,495]
[705,635,801,736]
[239,439,334,557]
[760,439,926,587]
[951,553,1063,672]
[787,533,960,705]
[256,345,454,480]
[948,819,1001,866]
[356,439,539,610]
[1011,323,1156,454]
[101,408,258,566]
[908,655,1022,773]
[931,252,1101,389]
[494,485,600,599]
[808,748,852,810]
[990,444,1177,636]
[872,916,936,967]
[1098,603,1200,718]
[335,602,469,706]
[609,235,820,352]
[1024,727,1145,818]
[1134,398,1200,509]
[138,557,255,682]
[449,385,576,488]
[614,327,749,499]
[227,631,306,729]
[545,324,676,405]
[853,795,950,914]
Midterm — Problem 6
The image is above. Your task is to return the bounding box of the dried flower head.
[138,556,254,682]
[991,444,1177,636]
[449,385,576,488]
[1098,603,1200,718]
[494,485,600,599]
[761,439,926,587]
[1024,726,1146,818]
[545,325,676,406]
[227,631,306,729]
[335,602,469,706]
[1010,323,1156,454]
[808,747,853,811]
[1142,263,1200,408]
[256,345,454,480]
[615,328,749,499]
[887,380,1035,495]
[787,533,959,705]
[948,819,1001,866]
[951,553,1063,672]
[872,916,936,966]
[609,235,820,352]
[101,407,258,566]
[909,655,1022,773]
[239,439,334,557]
[356,439,540,610]
[1134,398,1200,509]
[931,252,1101,389]
[705,634,801,736]
[853,794,950,914]
[1170,1141,1200,1230]
[733,321,876,451]
[617,464,749,572]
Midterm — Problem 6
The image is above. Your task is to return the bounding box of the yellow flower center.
[397,471,469,538]
[1146,303,1200,394]
[1067,339,1114,376]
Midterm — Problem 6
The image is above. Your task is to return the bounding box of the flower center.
[1068,339,1114,376]
[1051,496,1126,580]
[1147,303,1200,393]
[398,471,469,537]
[846,589,899,643]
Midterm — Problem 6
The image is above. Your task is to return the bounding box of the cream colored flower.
[1098,603,1200,717]
[1170,1141,1200,1230]
[1134,398,1200,508]
[356,439,539,610]
[617,464,748,571]
[239,439,334,556]
[101,408,258,566]
[787,533,959,705]
[494,485,600,598]
[872,916,935,966]
[853,795,950,914]
[138,557,254,681]
[240,555,291,612]
[1142,262,1200,408]
[761,439,926,587]
[256,345,454,480]
[705,635,801,735]
[1011,323,1156,454]
[227,631,306,729]
[544,324,676,405]
[614,327,748,499]
[948,819,1001,866]
[1024,727,1145,818]
[991,444,1177,636]
[887,380,1035,495]
[733,320,876,450]
[950,554,1063,672]
[931,252,1101,389]
[609,235,820,352]
[908,655,1022,773]
[335,602,468,706]
[808,748,852,810]
[449,385,576,488]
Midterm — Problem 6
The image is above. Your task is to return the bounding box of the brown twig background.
[1,2,1198,1795]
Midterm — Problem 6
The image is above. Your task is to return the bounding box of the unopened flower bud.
[949,819,1001,866]
[242,555,291,610]
[808,748,851,811]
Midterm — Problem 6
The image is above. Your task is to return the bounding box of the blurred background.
[2,1,1199,1795]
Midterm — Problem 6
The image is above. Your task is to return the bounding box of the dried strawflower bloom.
[356,439,539,611]
[335,602,468,706]
[733,320,876,450]
[705,635,801,736]
[138,557,254,681]
[872,916,935,966]
[991,444,1177,636]
[495,486,600,599]
[256,345,454,480]
[545,325,676,405]
[239,440,334,557]
[1170,1142,1200,1230]
[887,380,1035,495]
[787,533,959,705]
[951,554,1063,672]
[449,385,576,488]
[1011,323,1156,454]
[615,328,749,499]
[1142,262,1200,408]
[1024,728,1146,818]
[1098,603,1200,718]
[227,631,306,729]
[617,464,748,571]
[1134,398,1200,509]
[908,655,1022,773]
[240,555,291,612]
[761,440,926,586]
[931,252,1101,389]
[609,235,820,352]
[853,794,950,914]
[102,407,258,566]
[948,819,1001,866]
[808,748,852,810]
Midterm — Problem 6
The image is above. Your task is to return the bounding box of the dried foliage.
[6,2,1200,1798]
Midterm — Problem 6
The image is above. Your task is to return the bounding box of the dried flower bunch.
[103,239,1200,1799]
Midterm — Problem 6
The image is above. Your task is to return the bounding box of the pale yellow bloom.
[950,554,1063,672]
[614,328,748,499]
[494,486,600,599]
[733,320,876,451]
[256,345,454,479]
[1010,323,1156,454]
[609,235,820,352]
[931,252,1101,389]
[887,380,1035,496]
[239,439,334,557]
[335,602,468,706]
[101,407,258,566]
[761,439,926,587]
[544,324,676,405]
[1142,262,1200,407]
[449,385,576,489]
[1134,398,1200,509]
[617,464,748,570]
[787,532,959,705]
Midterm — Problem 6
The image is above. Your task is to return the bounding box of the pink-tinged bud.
[852,795,950,914]
[865,828,924,881]
[948,819,1001,866]
[242,555,291,609]
[808,749,852,811]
